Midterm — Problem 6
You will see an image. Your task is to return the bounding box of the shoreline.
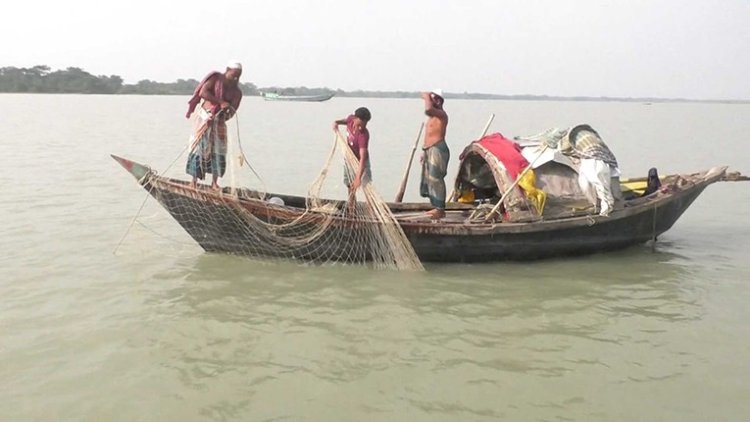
[1,92,747,105]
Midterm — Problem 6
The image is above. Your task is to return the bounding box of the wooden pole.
[449,113,495,201]
[483,144,549,222]
[394,123,425,202]
[479,113,495,139]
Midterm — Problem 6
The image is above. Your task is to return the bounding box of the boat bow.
[111,154,152,182]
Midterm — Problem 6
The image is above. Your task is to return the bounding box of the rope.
[135,219,196,246]
[112,186,152,255]
[231,108,268,198]
[651,203,658,252]
[112,145,188,255]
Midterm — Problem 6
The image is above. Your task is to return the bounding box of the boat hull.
[261,93,334,102]
[144,182,374,262]
[403,183,707,261]
[112,155,724,263]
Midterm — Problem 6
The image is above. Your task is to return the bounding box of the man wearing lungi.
[185,61,243,190]
[420,90,450,219]
[333,107,372,213]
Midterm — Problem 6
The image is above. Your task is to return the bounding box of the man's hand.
[351,176,362,191]
[332,121,339,131]
[220,101,231,109]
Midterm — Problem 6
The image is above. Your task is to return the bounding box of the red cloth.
[464,133,529,180]
[185,71,242,118]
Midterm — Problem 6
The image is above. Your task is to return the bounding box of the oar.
[394,122,425,202]
[449,113,496,201]
[483,144,549,221]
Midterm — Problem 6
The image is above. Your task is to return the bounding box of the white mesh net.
[122,112,424,271]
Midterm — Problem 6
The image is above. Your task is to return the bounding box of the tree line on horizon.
[0,65,386,98]
[1,65,744,103]
[0,64,578,100]
[0,65,264,96]
[0,65,414,98]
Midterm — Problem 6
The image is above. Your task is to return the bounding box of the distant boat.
[261,92,335,102]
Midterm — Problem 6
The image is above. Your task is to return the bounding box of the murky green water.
[2,95,749,420]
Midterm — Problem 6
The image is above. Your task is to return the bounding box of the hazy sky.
[3,0,749,99]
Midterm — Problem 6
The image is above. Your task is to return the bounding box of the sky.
[2,0,749,99]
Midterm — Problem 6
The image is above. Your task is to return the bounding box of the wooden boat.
[261,92,335,102]
[112,154,739,263]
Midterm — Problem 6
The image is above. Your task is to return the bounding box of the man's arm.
[199,75,228,108]
[421,92,433,110]
[224,93,242,120]
[351,147,369,190]
[332,117,348,131]
[231,93,242,110]
[422,92,446,119]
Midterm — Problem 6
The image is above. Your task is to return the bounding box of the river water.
[2,94,749,420]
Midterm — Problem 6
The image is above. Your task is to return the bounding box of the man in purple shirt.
[185,61,243,190]
[333,107,372,202]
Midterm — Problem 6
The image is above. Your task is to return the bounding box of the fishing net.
[124,112,424,271]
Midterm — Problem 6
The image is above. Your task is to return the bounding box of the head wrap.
[226,61,242,70]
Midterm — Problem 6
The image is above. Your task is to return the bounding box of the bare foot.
[426,208,446,220]
[190,180,197,190]
[211,183,221,191]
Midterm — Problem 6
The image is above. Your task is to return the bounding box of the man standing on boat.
[333,107,372,204]
[185,61,243,190]
[420,90,450,219]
